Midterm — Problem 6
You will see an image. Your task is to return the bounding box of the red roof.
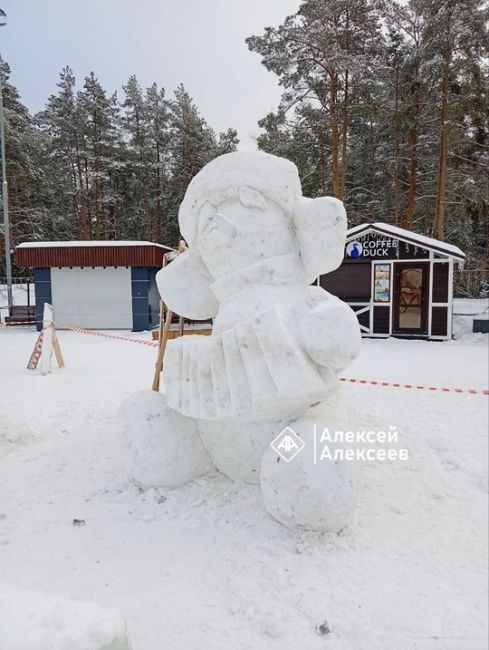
[15,241,173,268]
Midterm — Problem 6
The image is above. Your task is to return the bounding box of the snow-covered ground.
[0,327,487,649]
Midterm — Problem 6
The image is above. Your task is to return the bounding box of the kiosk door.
[393,262,429,335]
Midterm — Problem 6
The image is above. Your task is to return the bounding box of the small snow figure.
[121,151,361,532]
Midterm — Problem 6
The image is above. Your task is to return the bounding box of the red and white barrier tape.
[339,377,489,396]
[58,324,159,347]
[26,331,44,370]
[15,320,489,396]
[59,324,489,397]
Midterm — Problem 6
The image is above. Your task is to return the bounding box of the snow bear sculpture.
[121,151,361,532]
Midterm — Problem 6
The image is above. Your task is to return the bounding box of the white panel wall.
[51,267,132,329]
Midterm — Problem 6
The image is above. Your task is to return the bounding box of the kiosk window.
[374,264,390,303]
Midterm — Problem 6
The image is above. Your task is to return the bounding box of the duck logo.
[346,241,363,258]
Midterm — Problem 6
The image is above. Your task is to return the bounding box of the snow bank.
[453,298,489,339]
[0,583,130,650]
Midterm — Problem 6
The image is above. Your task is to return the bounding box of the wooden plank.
[151,326,212,340]
[151,241,190,391]
[151,306,173,391]
[151,250,173,392]
[52,331,65,368]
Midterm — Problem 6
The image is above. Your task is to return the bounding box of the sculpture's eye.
[207,212,237,239]
[199,201,237,240]
[199,201,237,239]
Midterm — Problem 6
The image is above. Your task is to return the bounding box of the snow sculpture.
[123,151,361,532]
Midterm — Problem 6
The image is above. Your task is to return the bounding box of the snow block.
[120,390,212,489]
[0,583,130,650]
[261,414,358,533]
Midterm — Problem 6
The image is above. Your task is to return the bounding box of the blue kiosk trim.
[131,267,158,332]
[33,268,52,331]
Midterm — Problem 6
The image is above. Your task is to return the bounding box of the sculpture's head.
[158,151,347,319]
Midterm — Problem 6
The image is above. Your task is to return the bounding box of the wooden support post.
[151,240,188,391]
[152,250,172,392]
[156,299,165,348]
[176,241,187,339]
[152,305,173,392]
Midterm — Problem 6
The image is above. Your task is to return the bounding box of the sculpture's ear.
[293,196,347,283]
[156,248,219,320]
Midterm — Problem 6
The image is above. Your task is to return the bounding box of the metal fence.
[0,276,33,284]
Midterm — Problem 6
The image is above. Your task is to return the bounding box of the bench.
[4,305,36,326]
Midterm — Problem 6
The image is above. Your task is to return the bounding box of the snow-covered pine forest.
[0,61,239,254]
[247,0,488,271]
[0,0,488,273]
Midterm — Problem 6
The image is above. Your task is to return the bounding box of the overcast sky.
[0,0,301,149]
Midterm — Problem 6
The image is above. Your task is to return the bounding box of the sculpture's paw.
[119,390,212,489]
[260,416,357,533]
[299,295,361,371]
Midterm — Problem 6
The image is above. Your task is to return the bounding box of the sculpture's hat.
[179,151,301,246]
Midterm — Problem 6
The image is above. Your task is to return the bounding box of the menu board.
[374,264,390,303]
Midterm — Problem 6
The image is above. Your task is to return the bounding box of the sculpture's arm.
[298,293,361,373]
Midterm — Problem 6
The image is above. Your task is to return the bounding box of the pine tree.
[121,75,151,238]
[0,59,51,260]
[144,82,171,243]
[2,59,239,256]
[165,84,238,244]
[37,66,87,238]
[247,0,383,199]
[77,72,121,239]
[421,0,489,241]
